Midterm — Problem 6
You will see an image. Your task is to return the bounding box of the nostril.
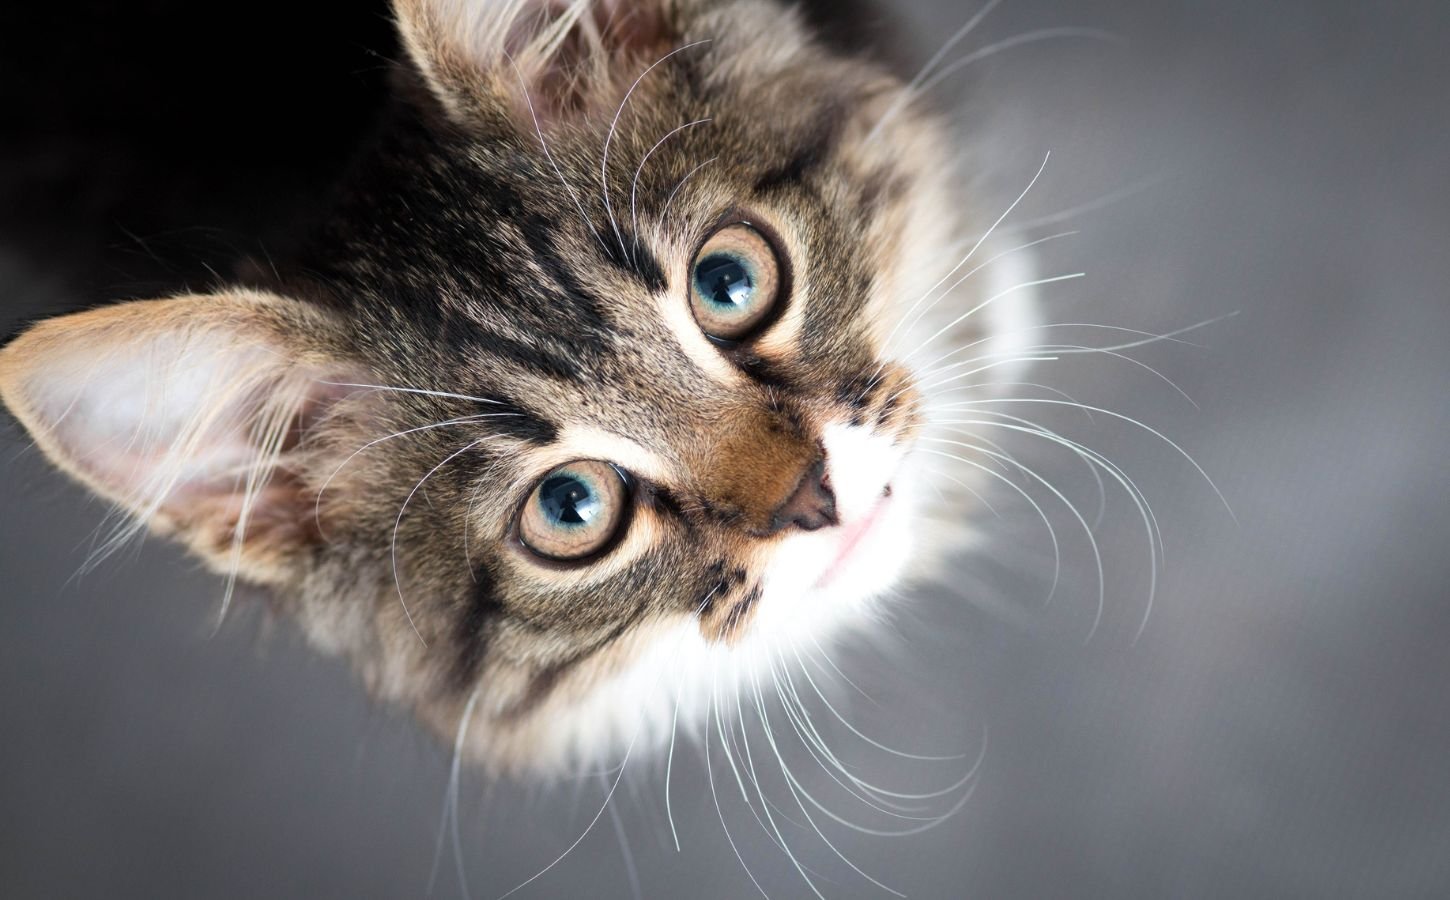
[770,459,839,534]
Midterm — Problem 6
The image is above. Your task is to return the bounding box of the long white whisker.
[507,52,608,253]
[878,153,1053,369]
[318,381,505,407]
[391,438,493,645]
[427,687,480,899]
[664,584,724,852]
[769,654,949,818]
[917,446,1064,606]
[864,0,1004,144]
[770,648,925,813]
[705,669,771,899]
[496,731,641,900]
[893,229,1080,367]
[908,317,1220,389]
[733,657,825,900]
[933,412,1167,641]
[315,413,517,541]
[916,27,1123,98]
[606,776,644,900]
[927,436,1105,632]
[651,156,718,249]
[630,118,711,260]
[600,41,711,256]
[951,398,1234,520]
[905,272,1086,365]
[1002,176,1160,232]
[765,653,987,836]
[749,663,906,897]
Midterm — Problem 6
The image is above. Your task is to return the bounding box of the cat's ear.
[0,290,364,583]
[392,0,676,125]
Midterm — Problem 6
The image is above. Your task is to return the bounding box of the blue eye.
[519,461,630,561]
[695,252,758,311]
[537,473,602,527]
[689,223,782,340]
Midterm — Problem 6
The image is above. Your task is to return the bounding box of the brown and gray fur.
[0,0,1019,774]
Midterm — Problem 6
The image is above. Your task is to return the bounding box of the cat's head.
[0,0,1017,773]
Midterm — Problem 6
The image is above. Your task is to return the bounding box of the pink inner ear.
[25,330,263,501]
[396,0,674,126]
[12,312,358,535]
[501,0,663,58]
[503,0,671,121]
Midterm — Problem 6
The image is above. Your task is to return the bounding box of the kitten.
[0,0,1034,775]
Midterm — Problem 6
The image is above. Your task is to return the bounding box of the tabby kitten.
[0,0,1034,775]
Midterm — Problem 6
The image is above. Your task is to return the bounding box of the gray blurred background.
[2,0,1447,897]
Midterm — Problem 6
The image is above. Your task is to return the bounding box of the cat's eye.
[518,461,631,562]
[689,223,782,341]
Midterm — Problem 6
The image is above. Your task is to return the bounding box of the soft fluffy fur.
[0,0,1029,774]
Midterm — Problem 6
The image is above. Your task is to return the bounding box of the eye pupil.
[697,253,755,309]
[538,474,598,527]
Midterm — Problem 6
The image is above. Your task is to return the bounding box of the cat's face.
[0,0,1005,773]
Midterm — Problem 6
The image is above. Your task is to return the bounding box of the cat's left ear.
[392,0,677,126]
[0,290,365,583]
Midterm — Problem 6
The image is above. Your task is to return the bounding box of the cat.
[0,0,1039,776]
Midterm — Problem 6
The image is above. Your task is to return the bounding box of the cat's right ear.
[392,0,676,126]
[0,290,370,583]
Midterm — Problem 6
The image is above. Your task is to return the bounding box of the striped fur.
[0,0,1020,775]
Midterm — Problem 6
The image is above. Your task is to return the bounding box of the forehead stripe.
[753,104,845,195]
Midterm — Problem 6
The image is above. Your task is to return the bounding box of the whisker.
[600,41,712,256]
[875,153,1052,378]
[427,687,481,900]
[749,664,905,897]
[733,658,825,900]
[506,52,609,253]
[893,229,1080,370]
[496,732,641,900]
[651,156,719,250]
[903,272,1085,366]
[317,381,506,407]
[630,118,712,261]
[664,583,724,852]
[915,27,1123,98]
[769,656,945,818]
[932,411,1168,641]
[606,776,644,900]
[908,317,1218,387]
[949,398,1233,520]
[917,444,1073,611]
[1002,176,1160,232]
[391,438,494,645]
[767,651,986,836]
[315,412,517,542]
[705,669,772,899]
[855,168,1059,410]
[864,0,1004,144]
[789,641,971,764]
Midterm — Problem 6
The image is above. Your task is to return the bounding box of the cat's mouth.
[747,423,914,644]
[813,486,893,589]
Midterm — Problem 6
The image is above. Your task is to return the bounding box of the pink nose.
[766,459,838,534]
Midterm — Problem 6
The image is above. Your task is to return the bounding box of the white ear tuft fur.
[392,0,672,124]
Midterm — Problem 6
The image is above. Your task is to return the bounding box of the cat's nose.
[767,459,838,534]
